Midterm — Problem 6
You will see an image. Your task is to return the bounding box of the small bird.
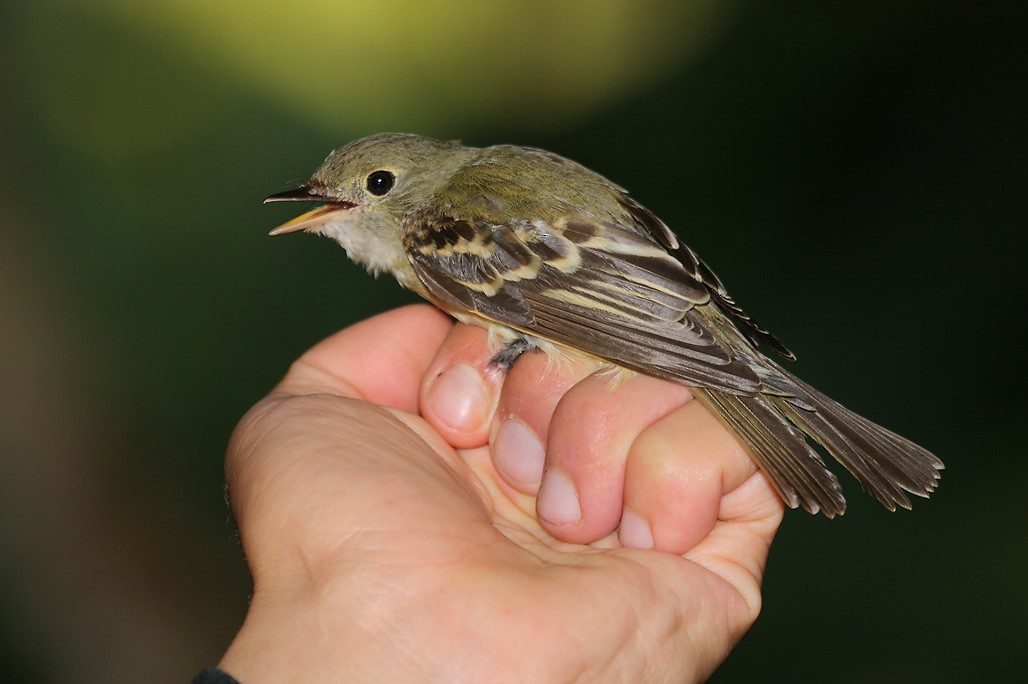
[265,133,942,517]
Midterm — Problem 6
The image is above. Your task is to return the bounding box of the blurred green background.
[1,1,1024,681]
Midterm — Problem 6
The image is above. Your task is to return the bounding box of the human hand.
[218,304,783,682]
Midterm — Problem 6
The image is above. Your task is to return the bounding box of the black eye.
[366,170,395,196]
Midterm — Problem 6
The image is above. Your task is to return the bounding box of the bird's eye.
[366,170,396,196]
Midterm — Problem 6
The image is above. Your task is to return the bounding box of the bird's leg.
[488,336,535,372]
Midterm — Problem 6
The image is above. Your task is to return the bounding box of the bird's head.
[265,133,471,274]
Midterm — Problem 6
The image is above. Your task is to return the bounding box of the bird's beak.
[264,186,357,236]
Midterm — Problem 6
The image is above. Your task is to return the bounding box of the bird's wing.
[402,198,772,395]
[401,197,945,518]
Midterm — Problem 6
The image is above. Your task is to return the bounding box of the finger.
[619,399,765,554]
[276,304,454,412]
[684,468,784,617]
[489,350,597,496]
[536,371,693,544]
[418,323,507,449]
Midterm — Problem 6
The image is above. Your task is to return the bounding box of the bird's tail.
[694,366,943,517]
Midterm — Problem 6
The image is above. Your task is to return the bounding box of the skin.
[219,305,783,683]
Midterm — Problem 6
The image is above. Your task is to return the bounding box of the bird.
[264,132,943,517]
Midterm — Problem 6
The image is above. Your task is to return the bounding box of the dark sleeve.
[191,668,240,684]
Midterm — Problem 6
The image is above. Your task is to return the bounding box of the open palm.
[220,305,783,683]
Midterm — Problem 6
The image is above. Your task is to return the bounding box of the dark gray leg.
[489,336,535,371]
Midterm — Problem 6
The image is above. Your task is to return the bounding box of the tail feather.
[772,368,943,511]
[695,367,943,517]
[693,388,847,517]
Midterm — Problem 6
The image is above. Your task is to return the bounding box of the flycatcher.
[265,133,942,517]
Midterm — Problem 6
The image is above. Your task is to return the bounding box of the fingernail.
[618,509,654,549]
[493,419,545,489]
[538,470,581,525]
[427,363,489,432]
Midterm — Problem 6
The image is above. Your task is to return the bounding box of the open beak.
[264,186,357,236]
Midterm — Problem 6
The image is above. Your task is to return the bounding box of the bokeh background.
[1,1,1024,681]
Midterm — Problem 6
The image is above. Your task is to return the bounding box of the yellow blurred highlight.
[23,0,732,158]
